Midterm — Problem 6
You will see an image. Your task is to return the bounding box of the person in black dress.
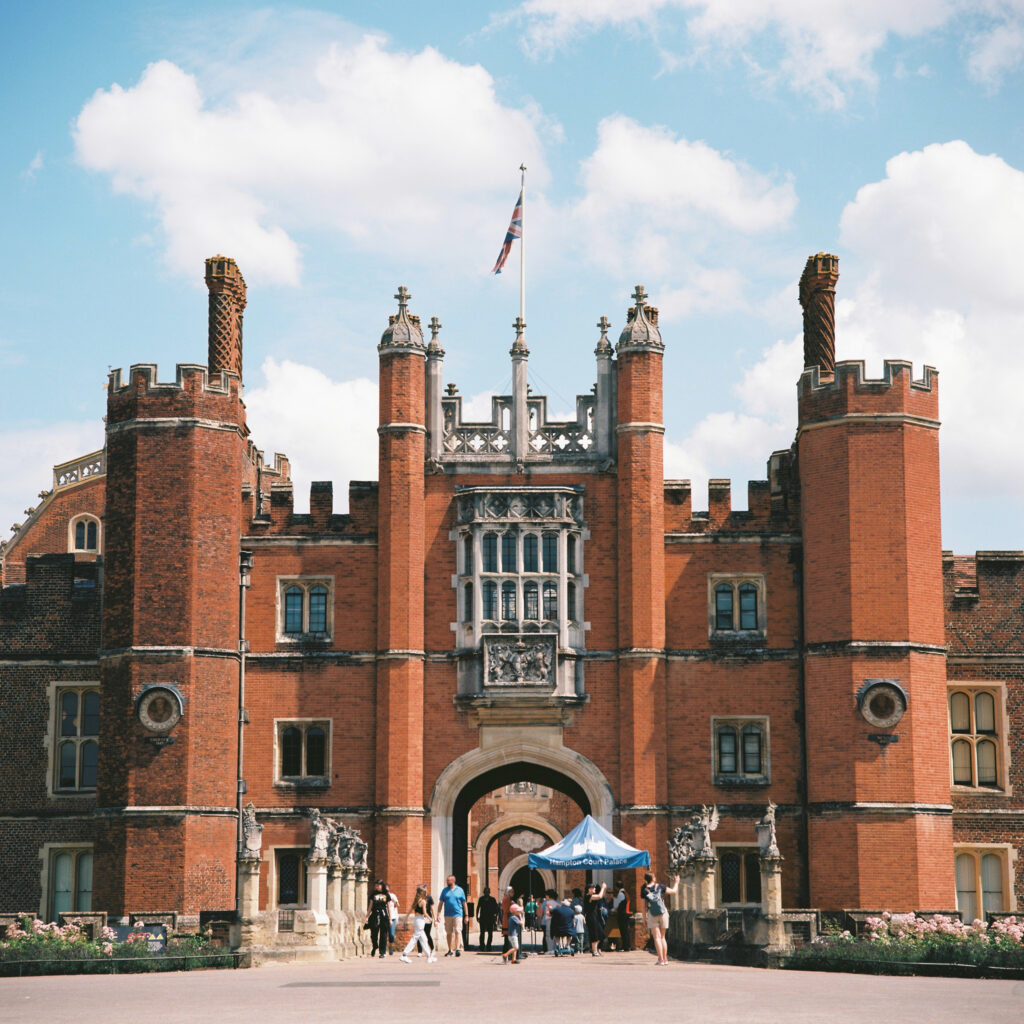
[365,880,392,959]
[586,881,607,956]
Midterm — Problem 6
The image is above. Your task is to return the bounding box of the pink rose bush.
[792,911,1024,975]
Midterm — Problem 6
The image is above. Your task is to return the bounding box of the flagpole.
[519,163,526,334]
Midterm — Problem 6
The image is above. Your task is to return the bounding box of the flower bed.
[786,912,1024,977]
[0,917,237,976]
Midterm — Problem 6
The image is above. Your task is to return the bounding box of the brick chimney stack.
[205,255,247,380]
[799,252,839,377]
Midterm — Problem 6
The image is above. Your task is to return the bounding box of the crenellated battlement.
[243,479,378,537]
[798,359,938,426]
[106,362,245,429]
[663,475,794,535]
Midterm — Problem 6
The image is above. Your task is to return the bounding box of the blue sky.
[3,1,1024,554]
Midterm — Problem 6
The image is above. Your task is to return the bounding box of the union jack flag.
[491,190,523,274]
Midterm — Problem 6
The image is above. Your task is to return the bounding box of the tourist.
[423,886,435,953]
[500,885,514,953]
[476,886,500,951]
[399,886,436,963]
[502,900,524,965]
[641,871,679,966]
[613,880,632,951]
[572,902,586,954]
[436,873,467,957]
[388,886,400,954]
[586,881,607,955]
[365,880,392,959]
[550,897,575,955]
[540,888,558,953]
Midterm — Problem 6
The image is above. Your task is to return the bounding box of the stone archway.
[429,739,614,898]
[499,854,554,897]
[472,813,563,901]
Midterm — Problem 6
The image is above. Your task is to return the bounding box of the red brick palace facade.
[1,253,1021,931]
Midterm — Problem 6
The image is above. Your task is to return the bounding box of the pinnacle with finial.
[395,285,411,310]
[631,285,648,308]
[595,315,613,355]
[429,316,442,339]
[510,315,529,356]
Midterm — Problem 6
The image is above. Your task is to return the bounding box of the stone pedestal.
[237,858,261,923]
[356,869,369,916]
[341,866,356,912]
[327,863,343,913]
[759,854,788,950]
[307,859,329,917]
[693,857,717,913]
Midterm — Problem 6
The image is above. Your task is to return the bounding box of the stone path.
[2,948,1022,1024]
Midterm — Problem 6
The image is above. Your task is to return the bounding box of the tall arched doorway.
[429,739,615,899]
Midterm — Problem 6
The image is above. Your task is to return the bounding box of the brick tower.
[95,257,248,919]
[375,287,427,885]
[615,286,668,860]
[797,254,954,909]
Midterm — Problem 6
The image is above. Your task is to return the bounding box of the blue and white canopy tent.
[528,815,650,870]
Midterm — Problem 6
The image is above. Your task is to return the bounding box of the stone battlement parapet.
[664,476,796,534]
[798,359,938,425]
[106,363,244,428]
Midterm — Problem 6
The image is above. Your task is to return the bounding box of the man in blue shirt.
[436,874,467,957]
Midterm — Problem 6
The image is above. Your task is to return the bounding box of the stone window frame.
[713,844,762,906]
[47,682,101,798]
[708,573,767,639]
[270,845,309,909]
[948,683,1011,794]
[710,716,770,786]
[273,718,331,788]
[954,844,1018,920]
[68,513,101,554]
[275,576,334,644]
[39,842,94,922]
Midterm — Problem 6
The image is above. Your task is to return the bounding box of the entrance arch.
[429,739,614,898]
[473,814,563,901]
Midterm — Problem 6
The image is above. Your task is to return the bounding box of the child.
[572,905,586,954]
[502,902,524,965]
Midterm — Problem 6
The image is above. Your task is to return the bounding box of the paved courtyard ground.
[2,949,1022,1024]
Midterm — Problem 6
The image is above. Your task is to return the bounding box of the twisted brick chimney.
[799,252,839,377]
[204,255,247,380]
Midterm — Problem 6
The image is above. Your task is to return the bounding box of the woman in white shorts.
[641,871,679,965]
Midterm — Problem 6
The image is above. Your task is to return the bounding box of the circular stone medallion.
[860,682,906,729]
[137,687,183,732]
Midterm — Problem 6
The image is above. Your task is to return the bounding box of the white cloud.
[73,35,551,285]
[669,139,1024,544]
[503,1,1024,105]
[570,115,795,287]
[244,357,378,512]
[22,151,43,180]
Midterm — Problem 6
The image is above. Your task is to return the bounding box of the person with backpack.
[641,871,679,966]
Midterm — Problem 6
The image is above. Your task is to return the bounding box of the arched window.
[70,515,100,553]
[482,581,498,620]
[306,726,326,777]
[542,581,557,620]
[464,582,473,622]
[278,721,330,781]
[49,849,93,921]
[567,535,577,574]
[742,725,762,774]
[950,692,970,732]
[281,726,302,777]
[284,587,304,634]
[975,692,995,732]
[976,740,998,786]
[524,582,539,620]
[523,534,538,572]
[501,581,517,621]
[464,535,473,574]
[948,687,1004,790]
[715,585,733,630]
[482,534,498,572]
[54,686,100,792]
[308,586,328,633]
[567,581,577,621]
[952,739,973,785]
[717,726,737,774]
[502,532,517,572]
[955,848,1010,921]
[738,583,758,630]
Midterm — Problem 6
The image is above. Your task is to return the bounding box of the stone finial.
[618,284,663,351]
[510,315,529,356]
[379,284,425,351]
[799,252,839,376]
[595,315,613,356]
[427,316,445,357]
[204,255,247,380]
